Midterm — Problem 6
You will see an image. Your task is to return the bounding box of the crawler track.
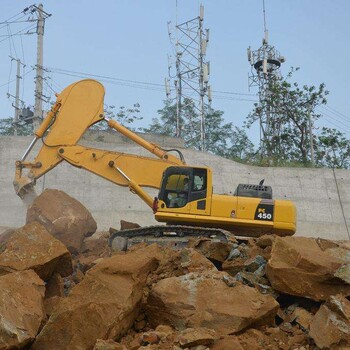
[109,225,234,251]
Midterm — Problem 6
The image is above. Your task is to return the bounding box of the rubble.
[189,238,234,265]
[146,271,279,334]
[93,339,127,350]
[266,236,350,301]
[120,220,141,230]
[309,294,350,349]
[33,244,162,350]
[177,328,217,348]
[0,222,72,280]
[2,189,350,349]
[26,189,97,253]
[0,270,45,349]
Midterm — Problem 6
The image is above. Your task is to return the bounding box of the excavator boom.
[14,79,185,208]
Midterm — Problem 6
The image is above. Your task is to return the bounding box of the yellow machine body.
[154,167,296,237]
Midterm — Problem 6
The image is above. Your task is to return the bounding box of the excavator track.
[109,225,234,251]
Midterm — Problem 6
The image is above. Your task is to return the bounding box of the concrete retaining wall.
[1,133,349,240]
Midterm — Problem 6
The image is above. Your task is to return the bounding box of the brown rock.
[179,248,217,273]
[309,294,350,349]
[222,256,247,275]
[290,307,313,331]
[134,319,146,331]
[178,328,217,348]
[45,273,65,298]
[287,334,308,348]
[33,244,162,350]
[213,327,289,350]
[189,238,234,264]
[141,332,160,345]
[93,339,127,350]
[0,222,72,281]
[120,220,140,230]
[0,270,45,349]
[44,296,62,316]
[154,325,173,341]
[266,236,350,301]
[147,271,279,335]
[78,232,112,272]
[256,235,276,249]
[212,336,244,350]
[26,189,97,252]
[237,328,284,350]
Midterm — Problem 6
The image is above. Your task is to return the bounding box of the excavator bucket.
[13,175,35,199]
[14,79,105,199]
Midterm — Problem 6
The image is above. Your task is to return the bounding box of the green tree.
[144,98,256,162]
[315,127,350,169]
[225,126,256,162]
[246,68,329,166]
[89,103,142,131]
[0,118,33,136]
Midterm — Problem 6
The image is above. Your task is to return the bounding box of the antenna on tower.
[164,78,171,97]
[262,0,268,44]
[247,0,285,158]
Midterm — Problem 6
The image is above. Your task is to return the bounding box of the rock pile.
[0,189,350,349]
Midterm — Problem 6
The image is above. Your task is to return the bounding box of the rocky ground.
[0,189,350,350]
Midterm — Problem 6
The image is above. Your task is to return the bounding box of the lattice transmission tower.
[166,3,212,152]
[247,0,285,157]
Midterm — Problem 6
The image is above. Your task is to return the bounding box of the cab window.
[192,169,206,191]
[165,174,189,208]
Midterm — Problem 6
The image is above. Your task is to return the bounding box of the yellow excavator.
[14,79,296,249]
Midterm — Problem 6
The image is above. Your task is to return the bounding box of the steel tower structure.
[166,4,211,152]
[247,0,285,157]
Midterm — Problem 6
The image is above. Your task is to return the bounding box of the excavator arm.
[14,79,185,207]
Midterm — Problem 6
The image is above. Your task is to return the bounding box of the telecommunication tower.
[247,0,285,157]
[166,3,211,152]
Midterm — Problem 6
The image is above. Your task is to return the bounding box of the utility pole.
[308,104,315,166]
[33,3,44,131]
[5,4,51,133]
[7,57,25,136]
[14,58,23,136]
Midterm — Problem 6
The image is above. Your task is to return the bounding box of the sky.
[0,0,350,143]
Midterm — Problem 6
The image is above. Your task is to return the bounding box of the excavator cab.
[158,166,208,210]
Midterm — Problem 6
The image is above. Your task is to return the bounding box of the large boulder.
[189,238,234,265]
[266,236,350,301]
[309,295,350,349]
[33,244,163,350]
[0,222,72,281]
[146,271,279,335]
[78,231,112,272]
[0,270,45,349]
[26,189,97,253]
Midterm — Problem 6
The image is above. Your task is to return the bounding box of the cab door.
[188,168,211,215]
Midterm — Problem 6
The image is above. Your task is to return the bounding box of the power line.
[0,11,28,30]
[213,95,258,102]
[0,67,35,89]
[48,67,165,87]
[322,105,350,123]
[48,66,257,99]
[0,23,37,44]
[316,108,350,130]
[319,113,350,135]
